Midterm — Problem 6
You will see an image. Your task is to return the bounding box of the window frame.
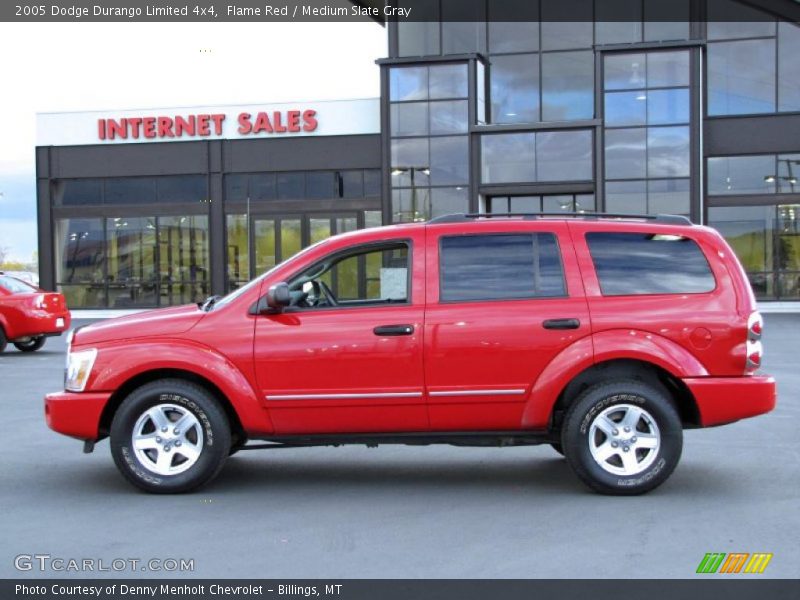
[437,231,568,304]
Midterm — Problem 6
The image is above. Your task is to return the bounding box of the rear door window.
[586,232,715,296]
[439,233,566,302]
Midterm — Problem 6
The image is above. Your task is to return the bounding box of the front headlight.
[65,348,98,392]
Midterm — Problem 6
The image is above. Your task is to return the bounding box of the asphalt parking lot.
[1,315,798,579]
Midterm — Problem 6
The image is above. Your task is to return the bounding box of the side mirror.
[265,282,291,312]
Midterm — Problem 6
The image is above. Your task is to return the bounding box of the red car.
[0,273,70,353]
[45,213,776,495]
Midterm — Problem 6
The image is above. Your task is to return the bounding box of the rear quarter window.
[586,232,716,296]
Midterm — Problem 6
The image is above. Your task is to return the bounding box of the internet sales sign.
[98,109,318,140]
[36,99,380,146]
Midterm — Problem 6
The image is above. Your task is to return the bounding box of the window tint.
[586,232,715,295]
[440,234,565,302]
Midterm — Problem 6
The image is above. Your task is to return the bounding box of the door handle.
[373,324,415,336]
[542,318,580,330]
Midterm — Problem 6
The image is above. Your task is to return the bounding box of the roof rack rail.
[427,212,692,226]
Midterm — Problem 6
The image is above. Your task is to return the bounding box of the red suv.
[45,213,776,495]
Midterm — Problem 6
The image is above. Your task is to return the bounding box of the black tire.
[561,379,682,495]
[549,442,565,457]
[0,327,7,353]
[110,379,231,494]
[14,336,46,352]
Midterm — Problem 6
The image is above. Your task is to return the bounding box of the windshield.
[0,275,36,294]
[211,240,328,311]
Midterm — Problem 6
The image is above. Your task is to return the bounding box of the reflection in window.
[389,62,470,223]
[778,22,800,112]
[708,154,800,196]
[55,218,106,307]
[396,0,439,57]
[392,186,469,223]
[708,39,776,115]
[440,234,566,302]
[226,214,249,291]
[604,49,691,215]
[490,54,539,124]
[482,131,593,184]
[708,205,776,298]
[441,0,485,54]
[106,217,158,308]
[541,51,594,121]
[587,232,715,295]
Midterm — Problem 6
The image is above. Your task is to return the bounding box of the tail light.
[745,311,763,374]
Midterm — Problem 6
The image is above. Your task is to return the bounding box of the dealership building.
[36,0,800,308]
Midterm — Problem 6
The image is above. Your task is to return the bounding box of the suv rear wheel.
[561,379,682,495]
[110,379,231,493]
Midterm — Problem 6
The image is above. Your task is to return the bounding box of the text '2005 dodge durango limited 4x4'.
[45,213,776,494]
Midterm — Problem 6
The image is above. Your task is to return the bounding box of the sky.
[0,21,386,262]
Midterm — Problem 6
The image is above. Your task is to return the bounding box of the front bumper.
[45,390,111,441]
[683,375,777,427]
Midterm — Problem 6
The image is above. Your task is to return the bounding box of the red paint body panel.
[45,391,110,440]
[43,219,776,444]
[684,376,777,426]
[0,279,70,340]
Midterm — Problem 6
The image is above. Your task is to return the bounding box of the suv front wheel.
[110,379,231,493]
[561,379,682,495]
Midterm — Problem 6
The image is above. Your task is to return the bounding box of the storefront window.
[55,218,106,308]
[226,214,249,291]
[55,216,209,308]
[708,204,800,299]
[106,217,158,308]
[158,215,209,305]
[708,154,800,196]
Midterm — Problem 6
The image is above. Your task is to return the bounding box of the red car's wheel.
[14,336,45,352]
[0,327,7,353]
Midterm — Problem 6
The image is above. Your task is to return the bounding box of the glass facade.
[709,205,800,299]
[603,49,692,216]
[386,0,800,300]
[389,62,471,222]
[55,215,209,308]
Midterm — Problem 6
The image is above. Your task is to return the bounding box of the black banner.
[4,580,800,600]
[2,0,799,23]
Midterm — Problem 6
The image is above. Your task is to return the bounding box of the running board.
[243,430,554,450]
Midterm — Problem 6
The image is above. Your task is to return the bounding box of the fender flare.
[90,338,274,435]
[521,329,709,429]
